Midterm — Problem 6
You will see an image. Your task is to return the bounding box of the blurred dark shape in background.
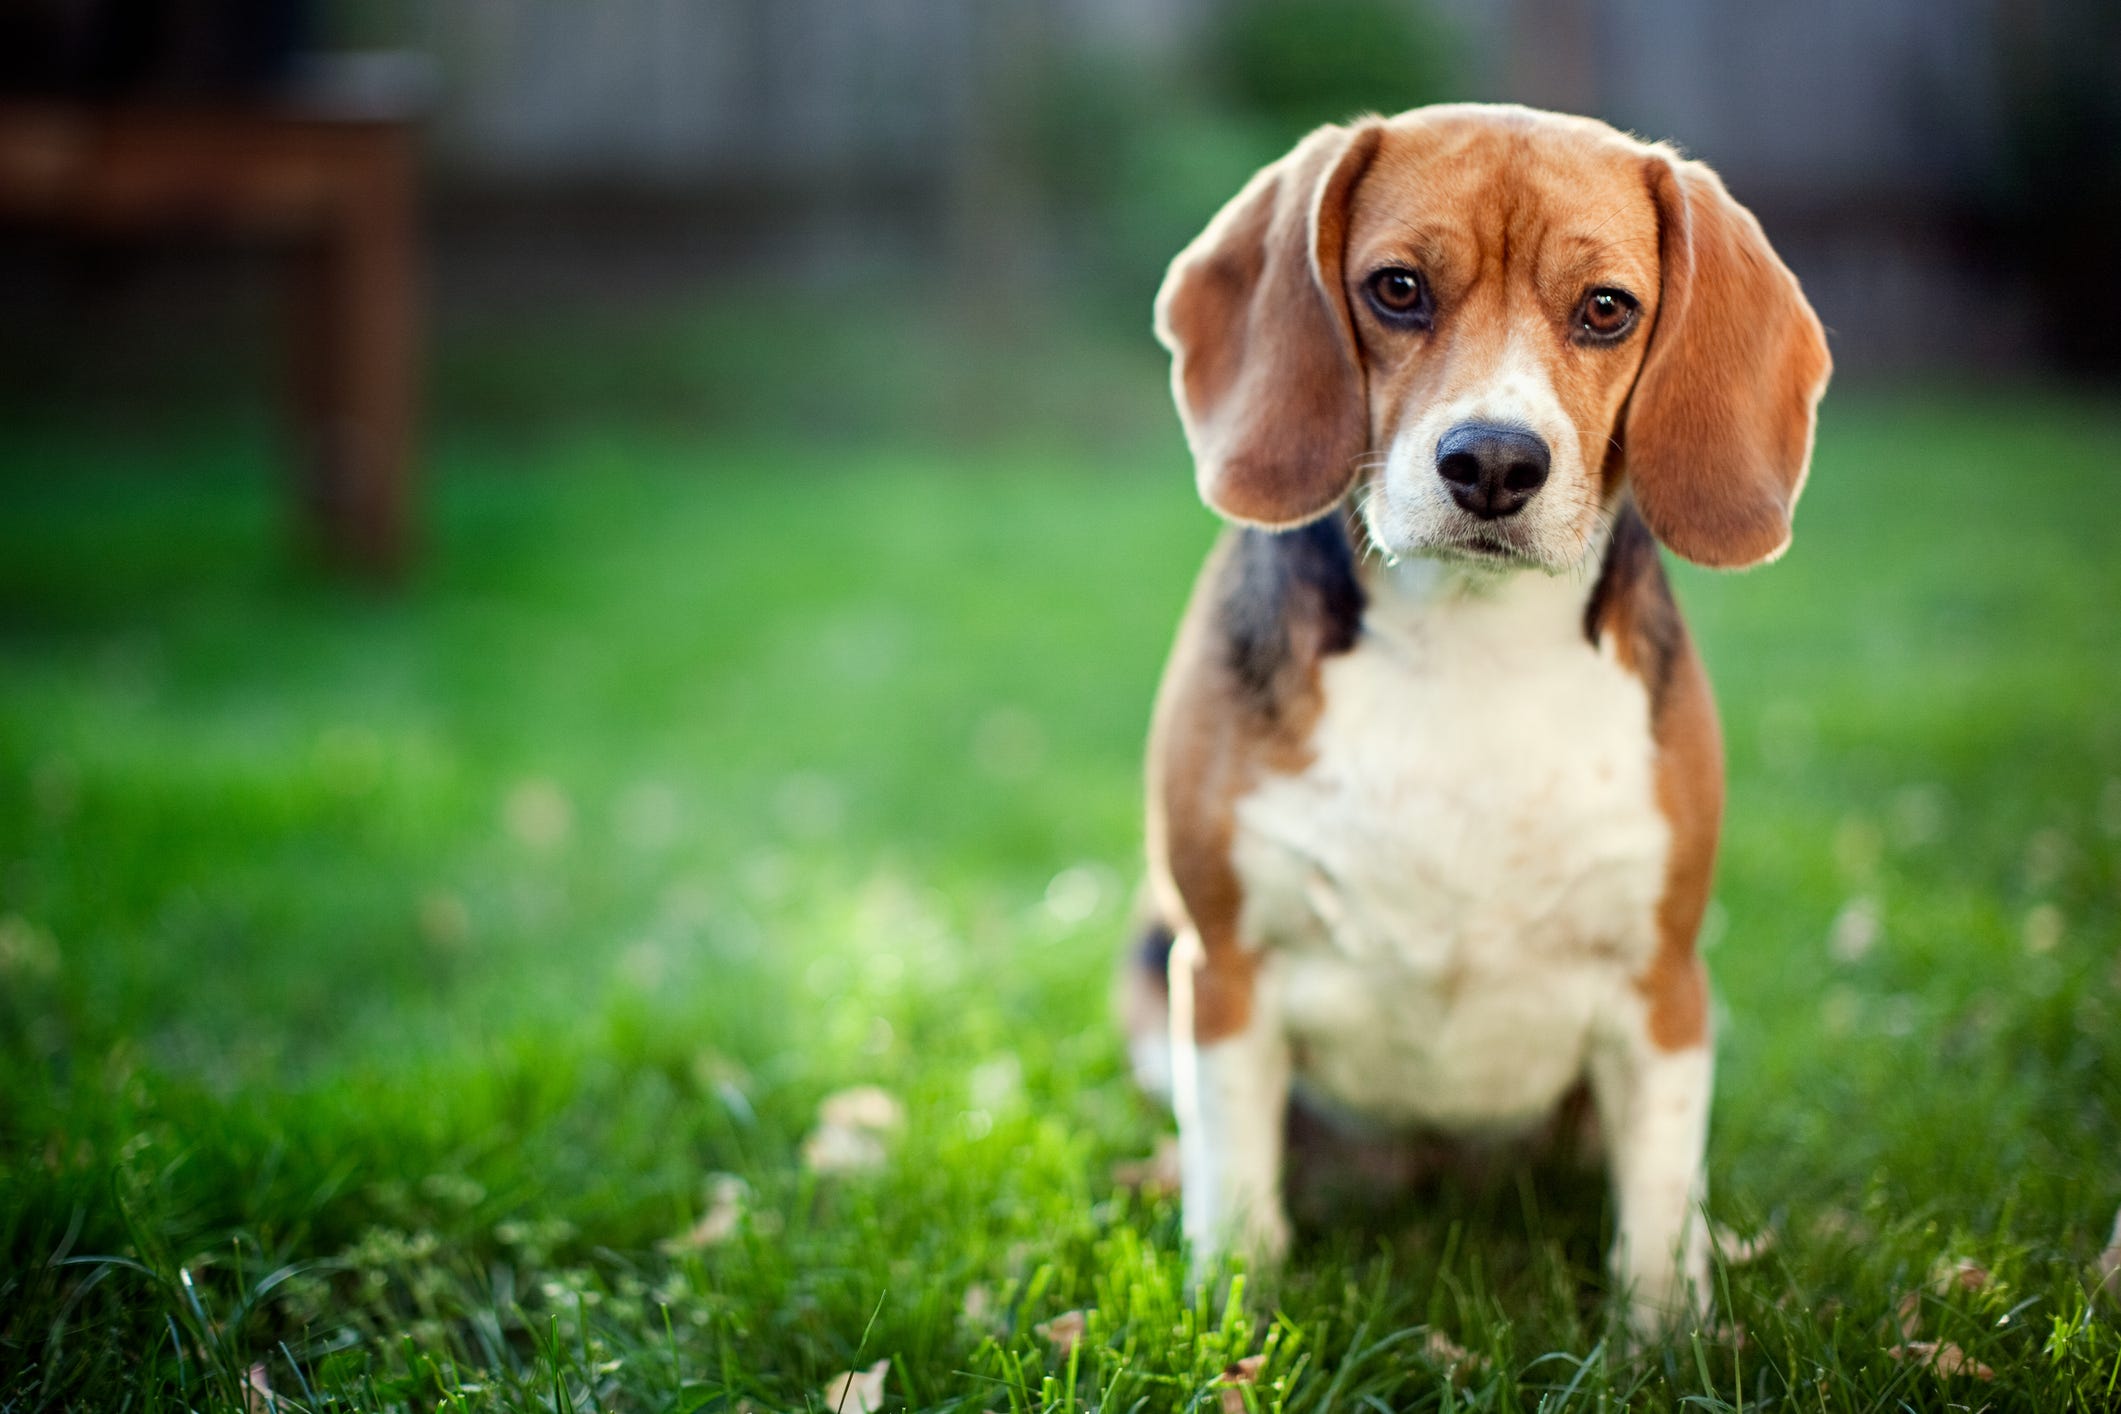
[1983,0,2121,373]
[0,0,316,100]
[1,0,2115,527]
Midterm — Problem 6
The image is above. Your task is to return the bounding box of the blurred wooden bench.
[0,89,422,577]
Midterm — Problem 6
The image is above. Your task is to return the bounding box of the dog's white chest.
[1231,565,1669,1130]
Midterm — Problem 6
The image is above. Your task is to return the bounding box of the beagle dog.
[1123,104,1830,1331]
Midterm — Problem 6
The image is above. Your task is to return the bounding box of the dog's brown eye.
[1577,288,1639,341]
[1365,267,1430,326]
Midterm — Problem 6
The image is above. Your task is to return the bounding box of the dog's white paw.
[1619,1247,1711,1343]
[1186,1204,1292,1286]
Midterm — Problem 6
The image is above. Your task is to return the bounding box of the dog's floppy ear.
[1155,121,1384,528]
[1625,155,1832,568]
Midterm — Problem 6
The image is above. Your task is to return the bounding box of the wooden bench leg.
[288,132,418,577]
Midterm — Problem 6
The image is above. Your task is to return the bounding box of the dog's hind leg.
[1117,919,1177,1103]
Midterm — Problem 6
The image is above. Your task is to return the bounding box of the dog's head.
[1155,104,1831,572]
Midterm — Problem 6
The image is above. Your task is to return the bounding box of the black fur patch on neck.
[1219,514,1367,712]
[1584,503,1682,714]
[1133,920,1176,995]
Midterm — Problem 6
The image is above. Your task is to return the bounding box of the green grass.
[2,302,2119,1410]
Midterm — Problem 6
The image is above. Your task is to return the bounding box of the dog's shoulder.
[1149,513,1366,813]
[1583,502,1686,721]
[1143,512,1369,1008]
[1216,514,1367,716]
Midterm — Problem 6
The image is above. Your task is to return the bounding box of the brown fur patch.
[1586,507,1722,1051]
[1145,513,1365,1042]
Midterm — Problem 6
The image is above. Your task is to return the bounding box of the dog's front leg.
[1588,1017,1712,1335]
[1168,929,1291,1276]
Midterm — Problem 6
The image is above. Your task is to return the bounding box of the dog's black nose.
[1436,423,1551,520]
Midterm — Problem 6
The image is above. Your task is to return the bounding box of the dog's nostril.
[1438,451,1483,487]
[1502,459,1547,492]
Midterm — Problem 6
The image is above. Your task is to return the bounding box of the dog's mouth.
[1439,532,1529,565]
[1379,530,1543,574]
[1358,482,1572,572]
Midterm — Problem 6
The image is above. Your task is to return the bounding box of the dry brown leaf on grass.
[2095,1206,2121,1301]
[957,1281,1015,1341]
[1218,1353,1267,1414]
[244,1364,274,1414]
[1931,1257,1992,1292]
[1888,1340,1995,1381]
[502,779,573,851]
[802,1085,906,1175]
[821,1358,890,1413]
[659,1174,748,1253]
[1710,1222,1778,1266]
[1112,1135,1182,1196]
[1809,1208,1873,1245]
[1895,1258,1996,1338]
[802,1123,889,1174]
[1036,1309,1090,1357]
[1704,1320,1750,1352]
[1419,1330,1486,1382]
[820,1085,906,1132]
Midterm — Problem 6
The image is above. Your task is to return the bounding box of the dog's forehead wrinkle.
[1580,201,1630,241]
[1561,226,1657,268]
[1358,162,1652,301]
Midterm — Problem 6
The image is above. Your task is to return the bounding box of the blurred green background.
[2,2,2119,1410]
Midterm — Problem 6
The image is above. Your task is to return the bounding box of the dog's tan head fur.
[1155,104,1831,571]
